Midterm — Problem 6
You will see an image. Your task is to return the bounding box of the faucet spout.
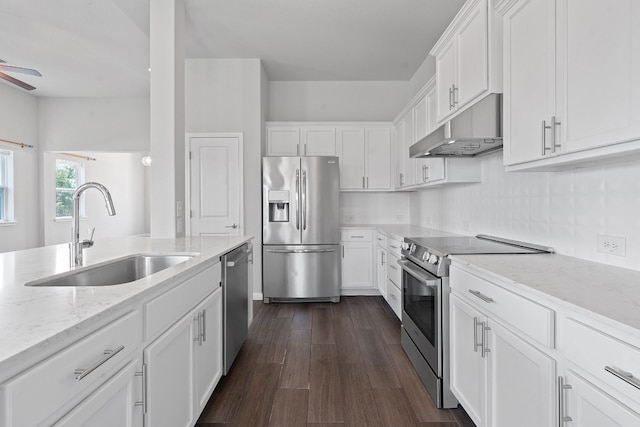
[70,182,116,266]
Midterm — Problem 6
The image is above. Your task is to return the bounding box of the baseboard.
[340,289,383,296]
[253,292,264,300]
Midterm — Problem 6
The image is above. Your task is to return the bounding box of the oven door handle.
[398,259,439,286]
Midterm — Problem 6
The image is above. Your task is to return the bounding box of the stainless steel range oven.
[399,234,553,408]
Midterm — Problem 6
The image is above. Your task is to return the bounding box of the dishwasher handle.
[226,247,251,268]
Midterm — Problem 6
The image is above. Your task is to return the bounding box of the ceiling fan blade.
[0,64,42,77]
[0,71,36,91]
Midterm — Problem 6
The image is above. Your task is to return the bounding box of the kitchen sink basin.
[25,253,198,287]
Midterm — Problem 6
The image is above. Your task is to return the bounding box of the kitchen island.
[0,235,251,426]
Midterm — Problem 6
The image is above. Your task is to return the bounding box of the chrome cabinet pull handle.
[225,223,238,229]
[552,116,561,153]
[381,252,385,265]
[351,235,365,238]
[449,86,454,110]
[194,312,203,345]
[558,376,573,424]
[473,317,481,353]
[542,120,552,155]
[482,324,491,358]
[201,309,207,342]
[605,366,640,390]
[469,289,494,303]
[389,245,398,249]
[135,364,148,414]
[452,84,458,106]
[74,345,125,381]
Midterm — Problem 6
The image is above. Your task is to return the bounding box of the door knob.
[225,223,238,229]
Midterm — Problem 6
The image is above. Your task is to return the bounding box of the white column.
[149,0,186,238]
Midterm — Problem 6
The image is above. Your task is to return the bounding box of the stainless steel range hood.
[410,93,502,158]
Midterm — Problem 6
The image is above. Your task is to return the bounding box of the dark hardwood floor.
[196,296,475,427]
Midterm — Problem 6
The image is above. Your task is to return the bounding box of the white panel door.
[365,128,392,190]
[560,0,640,153]
[302,127,336,156]
[267,127,300,156]
[189,135,242,236]
[456,0,489,109]
[503,0,556,165]
[450,294,486,427]
[486,320,555,427]
[144,313,194,427]
[337,127,366,189]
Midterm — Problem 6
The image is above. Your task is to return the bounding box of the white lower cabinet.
[376,244,387,299]
[54,360,143,427]
[144,286,223,427]
[340,229,376,294]
[450,293,556,427]
[560,369,640,427]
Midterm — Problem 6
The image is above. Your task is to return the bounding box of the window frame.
[55,158,85,220]
[0,149,15,224]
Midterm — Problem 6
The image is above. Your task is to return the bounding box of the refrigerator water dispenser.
[268,190,290,222]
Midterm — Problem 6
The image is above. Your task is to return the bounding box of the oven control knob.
[401,242,409,250]
[409,243,416,253]
[421,252,429,262]
[428,254,439,264]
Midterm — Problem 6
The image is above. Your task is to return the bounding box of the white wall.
[185,58,264,298]
[37,97,150,152]
[341,192,411,225]
[268,81,410,121]
[43,152,148,245]
[0,84,40,252]
[407,56,436,102]
[410,152,640,270]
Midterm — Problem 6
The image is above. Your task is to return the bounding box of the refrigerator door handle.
[302,170,307,231]
[295,168,300,230]
[266,248,336,254]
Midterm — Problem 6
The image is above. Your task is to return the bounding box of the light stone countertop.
[340,223,463,241]
[0,235,251,378]
[451,253,640,339]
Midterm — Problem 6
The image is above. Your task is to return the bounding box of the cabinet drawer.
[387,252,401,288]
[376,233,387,248]
[386,237,402,256]
[386,279,402,319]
[341,229,373,242]
[146,261,221,339]
[450,266,554,348]
[563,317,640,402]
[0,310,142,427]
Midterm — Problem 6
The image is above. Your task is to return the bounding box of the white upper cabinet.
[266,127,300,156]
[337,125,393,190]
[432,0,502,124]
[500,0,640,170]
[266,124,337,157]
[301,126,337,156]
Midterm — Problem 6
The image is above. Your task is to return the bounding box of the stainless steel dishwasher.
[221,243,250,374]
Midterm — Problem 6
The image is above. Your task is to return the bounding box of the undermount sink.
[25,253,198,287]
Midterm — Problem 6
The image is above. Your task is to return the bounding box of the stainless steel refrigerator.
[262,156,340,303]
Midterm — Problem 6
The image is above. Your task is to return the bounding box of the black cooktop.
[406,235,553,257]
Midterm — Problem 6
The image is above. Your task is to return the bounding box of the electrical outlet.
[597,235,626,256]
[344,214,355,223]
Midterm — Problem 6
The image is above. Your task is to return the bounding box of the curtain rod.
[61,152,97,162]
[0,138,34,149]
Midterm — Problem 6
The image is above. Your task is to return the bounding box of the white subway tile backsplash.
[340,192,410,224]
[410,152,640,271]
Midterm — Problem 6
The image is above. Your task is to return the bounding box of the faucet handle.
[88,227,96,243]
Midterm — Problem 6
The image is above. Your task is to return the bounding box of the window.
[0,150,14,223]
[55,159,84,218]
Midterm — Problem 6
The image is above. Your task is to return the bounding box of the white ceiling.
[0,0,464,97]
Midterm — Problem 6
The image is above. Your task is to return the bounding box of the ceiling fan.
[0,59,42,91]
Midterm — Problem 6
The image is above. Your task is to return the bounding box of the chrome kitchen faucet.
[70,182,116,266]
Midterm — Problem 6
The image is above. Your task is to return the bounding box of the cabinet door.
[414,96,429,141]
[267,127,300,156]
[456,0,489,109]
[403,112,417,187]
[394,121,405,188]
[365,128,392,190]
[53,361,142,427]
[450,294,486,427]
[193,288,223,416]
[302,126,336,156]
[144,312,194,427]
[560,0,640,153]
[376,246,387,299]
[425,158,445,183]
[503,0,556,165]
[564,370,640,427]
[436,40,458,123]
[486,320,555,427]
[341,243,374,289]
[337,127,366,189]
